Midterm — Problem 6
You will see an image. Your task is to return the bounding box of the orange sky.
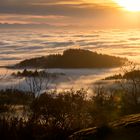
[0,0,140,29]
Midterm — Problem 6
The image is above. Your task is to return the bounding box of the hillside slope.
[69,113,140,140]
[13,49,127,69]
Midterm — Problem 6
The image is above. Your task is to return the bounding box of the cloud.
[0,0,139,28]
[0,3,106,16]
[0,0,119,18]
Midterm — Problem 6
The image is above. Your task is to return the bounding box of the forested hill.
[13,49,127,69]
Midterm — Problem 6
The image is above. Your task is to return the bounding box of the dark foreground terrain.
[70,113,140,140]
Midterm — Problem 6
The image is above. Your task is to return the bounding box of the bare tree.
[25,70,54,97]
[118,61,140,113]
[0,69,8,80]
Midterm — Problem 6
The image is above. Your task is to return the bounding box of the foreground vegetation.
[1,65,140,139]
[12,49,127,69]
[0,82,140,139]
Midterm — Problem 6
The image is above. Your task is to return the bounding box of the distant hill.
[104,70,140,80]
[13,49,127,69]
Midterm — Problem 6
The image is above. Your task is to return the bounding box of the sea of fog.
[0,29,140,91]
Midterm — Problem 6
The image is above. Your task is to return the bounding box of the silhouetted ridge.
[14,49,127,69]
[104,70,140,80]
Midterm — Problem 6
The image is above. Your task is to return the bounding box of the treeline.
[13,49,127,69]
[12,69,65,78]
[104,70,140,80]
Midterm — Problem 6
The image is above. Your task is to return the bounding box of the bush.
[30,89,92,139]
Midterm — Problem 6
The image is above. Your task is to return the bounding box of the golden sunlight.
[114,0,140,12]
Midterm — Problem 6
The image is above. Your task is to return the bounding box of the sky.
[0,0,140,29]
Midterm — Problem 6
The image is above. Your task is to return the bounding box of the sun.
[114,0,140,12]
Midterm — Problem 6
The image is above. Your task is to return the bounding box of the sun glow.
[114,0,140,12]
